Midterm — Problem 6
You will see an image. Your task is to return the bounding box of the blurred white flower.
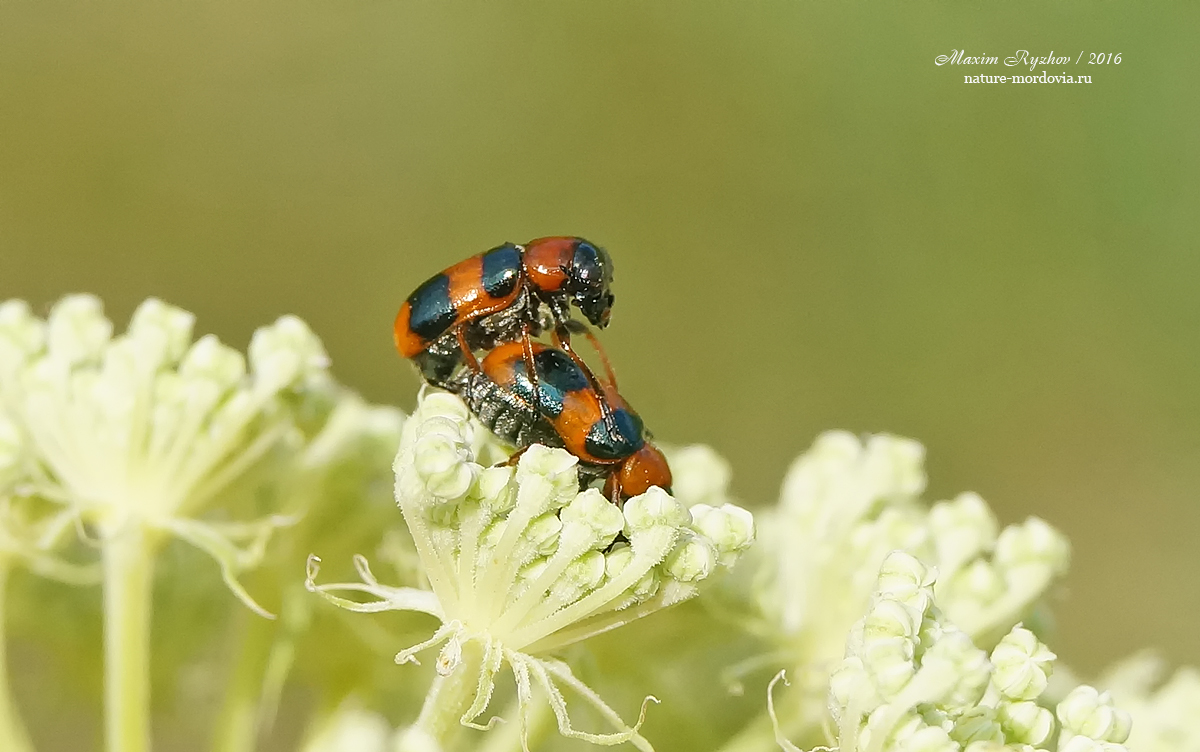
[307,391,755,751]
[773,551,1129,752]
[0,295,337,613]
[0,408,93,583]
[758,432,1067,649]
[1096,652,1198,752]
[735,430,1070,749]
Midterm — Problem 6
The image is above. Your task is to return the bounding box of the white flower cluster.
[0,306,86,581]
[307,391,755,750]
[777,551,1130,752]
[1098,652,1200,752]
[0,295,334,612]
[758,431,1069,666]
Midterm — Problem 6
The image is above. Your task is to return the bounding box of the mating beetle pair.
[394,236,671,501]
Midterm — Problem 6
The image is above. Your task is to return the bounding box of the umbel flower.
[0,295,342,752]
[0,295,334,601]
[773,551,1131,752]
[307,391,755,751]
[722,431,1071,751]
[759,431,1069,650]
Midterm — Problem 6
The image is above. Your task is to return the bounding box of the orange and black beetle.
[394,237,615,387]
[450,340,672,502]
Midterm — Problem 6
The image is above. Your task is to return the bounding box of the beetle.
[394,237,616,388]
[448,340,671,502]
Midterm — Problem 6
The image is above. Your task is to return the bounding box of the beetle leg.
[553,320,619,398]
[604,472,623,506]
[520,323,544,412]
[501,444,532,467]
[456,328,481,372]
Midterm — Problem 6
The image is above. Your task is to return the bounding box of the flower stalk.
[397,639,487,752]
[102,525,157,752]
[210,608,281,752]
[0,563,33,752]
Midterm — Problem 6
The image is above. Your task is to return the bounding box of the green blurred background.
[1,0,1196,697]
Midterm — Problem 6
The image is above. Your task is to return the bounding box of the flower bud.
[862,433,927,500]
[517,557,551,590]
[995,517,1069,577]
[46,294,111,366]
[1057,685,1132,743]
[861,636,917,698]
[997,700,1054,746]
[480,519,507,550]
[560,489,624,549]
[413,433,477,500]
[929,492,998,574]
[663,532,717,583]
[689,502,755,566]
[248,315,329,390]
[949,706,1004,746]
[623,486,691,534]
[830,656,878,715]
[991,626,1056,701]
[665,444,731,507]
[180,335,247,394]
[863,597,923,642]
[942,559,1005,614]
[417,391,473,424]
[874,710,957,752]
[1058,735,1130,752]
[514,445,579,506]
[128,298,195,366]
[474,465,516,516]
[876,551,936,610]
[0,300,46,375]
[547,550,606,603]
[523,513,563,557]
[604,543,659,602]
[921,629,991,713]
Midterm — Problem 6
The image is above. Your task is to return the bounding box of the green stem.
[0,563,34,752]
[396,640,484,752]
[210,609,279,752]
[103,527,156,752]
